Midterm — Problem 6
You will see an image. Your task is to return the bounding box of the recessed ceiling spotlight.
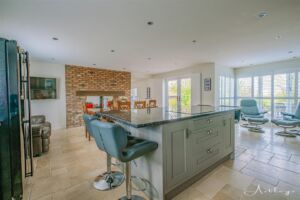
[93,63,96,66]
[275,35,281,40]
[257,11,268,18]
[147,21,154,26]
[52,37,59,41]
[192,40,197,43]
[288,51,293,54]
[110,50,115,53]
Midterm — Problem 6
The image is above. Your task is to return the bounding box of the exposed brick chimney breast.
[65,65,131,128]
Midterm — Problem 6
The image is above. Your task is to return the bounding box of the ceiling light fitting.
[258,11,268,18]
[52,37,59,41]
[147,21,154,26]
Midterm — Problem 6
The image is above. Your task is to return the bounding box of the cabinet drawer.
[189,116,223,130]
[189,127,219,144]
[191,143,222,173]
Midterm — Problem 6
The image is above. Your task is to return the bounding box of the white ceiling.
[0,0,300,77]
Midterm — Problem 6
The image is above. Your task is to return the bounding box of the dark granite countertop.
[96,105,240,128]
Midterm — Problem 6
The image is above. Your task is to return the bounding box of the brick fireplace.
[65,65,131,128]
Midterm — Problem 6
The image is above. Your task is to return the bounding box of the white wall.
[131,78,163,106]
[30,60,66,130]
[234,58,300,77]
[132,63,216,107]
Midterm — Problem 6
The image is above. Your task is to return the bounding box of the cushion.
[248,117,269,123]
[271,119,300,127]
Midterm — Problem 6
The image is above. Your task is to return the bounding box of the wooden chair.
[82,103,93,141]
[118,101,131,111]
[134,101,146,109]
[148,99,157,108]
[107,100,114,110]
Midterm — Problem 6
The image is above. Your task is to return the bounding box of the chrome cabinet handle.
[207,130,213,135]
[207,119,213,124]
[184,128,189,138]
[207,148,213,154]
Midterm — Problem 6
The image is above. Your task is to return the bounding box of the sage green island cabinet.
[96,106,238,200]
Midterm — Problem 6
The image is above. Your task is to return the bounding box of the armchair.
[240,99,269,133]
[271,103,300,137]
[31,115,51,156]
[282,103,300,121]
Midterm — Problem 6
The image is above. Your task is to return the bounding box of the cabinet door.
[165,121,190,189]
[221,114,235,155]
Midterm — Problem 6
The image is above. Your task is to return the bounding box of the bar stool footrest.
[119,195,145,200]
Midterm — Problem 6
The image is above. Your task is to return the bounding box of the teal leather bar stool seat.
[83,114,98,138]
[240,99,269,132]
[83,114,125,191]
[90,120,158,200]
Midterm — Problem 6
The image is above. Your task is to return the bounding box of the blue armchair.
[240,99,268,119]
[240,99,269,133]
[271,103,300,137]
[282,103,300,121]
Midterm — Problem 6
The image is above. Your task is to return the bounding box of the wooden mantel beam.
[76,90,125,96]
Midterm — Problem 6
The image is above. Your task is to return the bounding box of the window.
[274,73,296,117]
[219,76,234,106]
[236,70,300,118]
[237,77,252,97]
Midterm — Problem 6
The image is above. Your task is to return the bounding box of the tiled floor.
[24,123,300,200]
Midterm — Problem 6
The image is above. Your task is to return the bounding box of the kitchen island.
[96,105,238,200]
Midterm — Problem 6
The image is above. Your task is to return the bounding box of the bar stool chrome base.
[119,195,145,200]
[93,155,125,191]
[94,171,125,191]
[248,126,265,133]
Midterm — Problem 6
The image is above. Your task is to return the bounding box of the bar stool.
[83,114,125,191]
[90,120,158,200]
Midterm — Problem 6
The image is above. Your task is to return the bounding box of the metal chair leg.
[85,126,88,138]
[120,162,144,200]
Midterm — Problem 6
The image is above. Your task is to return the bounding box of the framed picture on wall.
[204,78,211,91]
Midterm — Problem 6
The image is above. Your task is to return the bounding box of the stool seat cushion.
[121,137,158,162]
[271,119,300,127]
[248,118,269,123]
[90,120,158,163]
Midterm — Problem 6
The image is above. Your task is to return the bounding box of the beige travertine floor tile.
[246,160,300,187]
[269,157,300,173]
[33,194,52,200]
[241,168,278,186]
[51,167,68,177]
[173,185,210,200]
[223,159,248,171]
[290,154,300,164]
[194,175,226,198]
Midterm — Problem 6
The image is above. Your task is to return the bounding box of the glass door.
[180,78,192,111]
[167,79,178,111]
[166,78,191,111]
